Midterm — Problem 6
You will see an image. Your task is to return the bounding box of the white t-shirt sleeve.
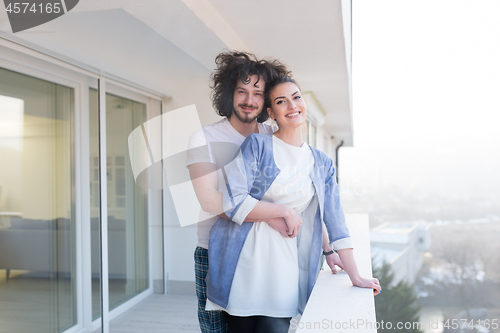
[186,128,214,167]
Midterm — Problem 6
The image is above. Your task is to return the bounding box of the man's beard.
[233,104,260,124]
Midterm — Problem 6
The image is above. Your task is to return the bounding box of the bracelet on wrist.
[323,249,337,256]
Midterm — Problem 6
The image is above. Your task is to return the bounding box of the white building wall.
[158,61,220,289]
[371,222,431,285]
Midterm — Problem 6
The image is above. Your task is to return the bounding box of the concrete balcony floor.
[105,292,304,333]
[96,294,201,333]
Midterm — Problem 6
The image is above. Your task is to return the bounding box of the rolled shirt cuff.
[331,237,353,250]
[232,196,259,225]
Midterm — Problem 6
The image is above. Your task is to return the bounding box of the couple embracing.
[186,51,381,333]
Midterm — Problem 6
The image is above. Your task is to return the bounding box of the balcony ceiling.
[0,0,353,145]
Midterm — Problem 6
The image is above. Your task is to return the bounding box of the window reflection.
[0,67,76,333]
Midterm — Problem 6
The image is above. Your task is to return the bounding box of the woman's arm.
[337,248,382,295]
[322,224,344,273]
[221,135,303,237]
[320,156,381,294]
[245,201,302,238]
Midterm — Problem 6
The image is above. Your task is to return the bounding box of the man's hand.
[262,217,289,238]
[325,252,344,274]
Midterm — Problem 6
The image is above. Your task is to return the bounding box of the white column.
[78,82,94,331]
[99,77,110,333]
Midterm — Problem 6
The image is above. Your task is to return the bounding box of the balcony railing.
[295,214,377,333]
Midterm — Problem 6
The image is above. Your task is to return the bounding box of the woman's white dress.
[206,136,316,317]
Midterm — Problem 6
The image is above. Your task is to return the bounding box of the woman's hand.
[325,252,344,274]
[353,277,382,296]
[336,248,382,296]
[263,217,289,238]
[282,206,302,238]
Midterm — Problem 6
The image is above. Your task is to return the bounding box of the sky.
[340,0,500,199]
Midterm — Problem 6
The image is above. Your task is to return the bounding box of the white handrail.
[295,214,377,333]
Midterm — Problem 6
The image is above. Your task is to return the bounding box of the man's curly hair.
[211,51,291,123]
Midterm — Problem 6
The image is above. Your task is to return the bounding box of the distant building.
[370,222,431,285]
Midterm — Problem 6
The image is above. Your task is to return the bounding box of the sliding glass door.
[89,88,151,323]
[0,67,76,333]
[0,55,159,333]
[105,92,149,310]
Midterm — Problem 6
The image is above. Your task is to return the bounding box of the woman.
[206,76,381,333]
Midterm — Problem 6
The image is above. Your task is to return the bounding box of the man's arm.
[188,162,223,215]
[188,162,290,237]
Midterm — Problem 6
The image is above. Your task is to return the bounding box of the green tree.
[373,262,423,333]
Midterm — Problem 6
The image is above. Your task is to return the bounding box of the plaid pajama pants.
[194,246,229,333]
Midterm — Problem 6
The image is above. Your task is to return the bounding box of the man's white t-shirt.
[186,118,274,249]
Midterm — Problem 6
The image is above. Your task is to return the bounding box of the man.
[186,51,343,333]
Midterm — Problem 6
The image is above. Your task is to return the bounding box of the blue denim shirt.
[207,133,351,310]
